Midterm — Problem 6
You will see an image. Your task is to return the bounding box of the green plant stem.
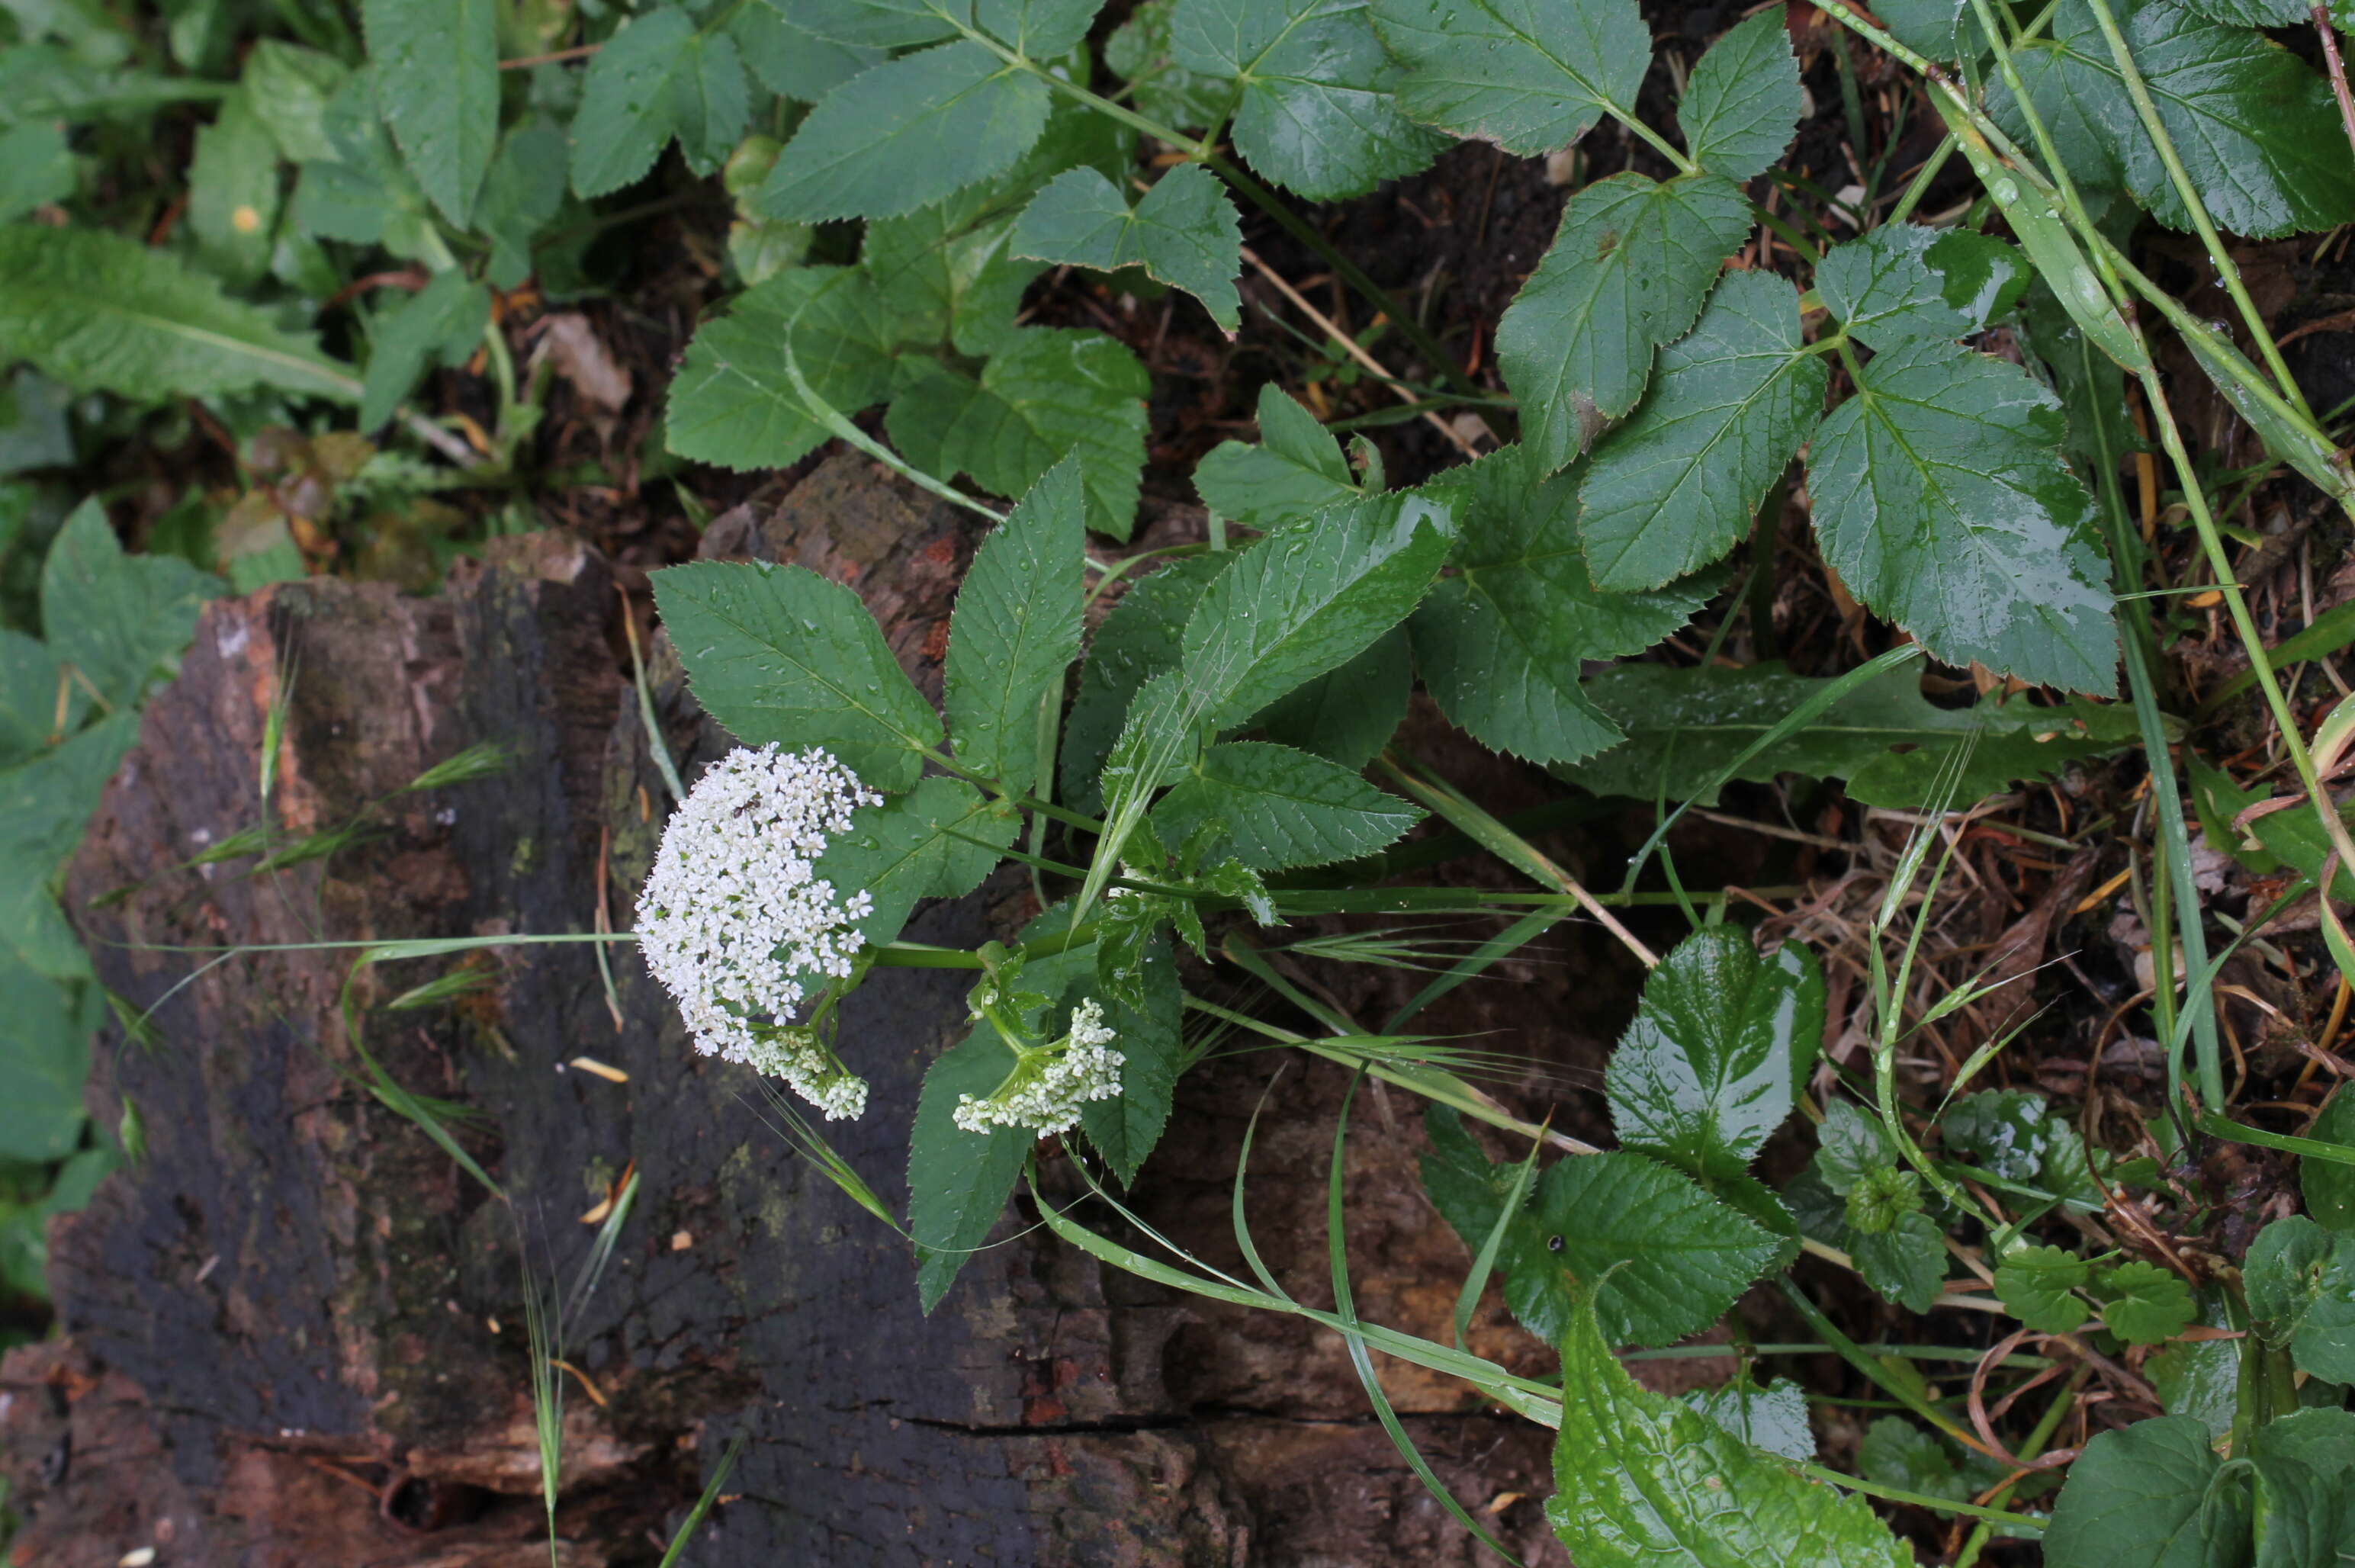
[917,746,1103,831]
[1778,1277,1994,1454]
[1886,133,1958,225]
[2077,0,2309,416]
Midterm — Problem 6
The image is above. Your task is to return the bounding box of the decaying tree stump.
[0,454,1611,1566]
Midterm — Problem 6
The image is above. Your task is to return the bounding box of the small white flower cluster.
[953,998,1126,1136]
[637,744,879,1118]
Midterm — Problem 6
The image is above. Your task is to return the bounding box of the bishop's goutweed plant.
[18,0,2355,1551]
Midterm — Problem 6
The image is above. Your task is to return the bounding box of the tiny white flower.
[952,998,1126,1136]
[636,744,881,1118]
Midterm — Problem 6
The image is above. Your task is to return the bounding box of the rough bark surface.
[0,453,1631,1566]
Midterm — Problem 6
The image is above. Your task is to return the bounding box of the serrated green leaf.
[2176,0,2305,20]
[571,8,750,195]
[288,73,434,259]
[1550,1291,1913,1566]
[2044,1415,2251,1568]
[760,41,1052,222]
[0,224,352,402]
[1679,7,1802,180]
[1992,0,2355,239]
[1369,0,1647,156]
[976,0,1105,56]
[884,327,1149,537]
[650,560,943,791]
[779,0,963,47]
[1106,0,1229,127]
[1252,626,1409,768]
[0,943,90,1161]
[1578,268,1824,591]
[1605,927,1823,1182]
[2304,1090,2355,1233]
[0,709,137,978]
[1817,223,2031,351]
[359,268,490,432]
[0,124,75,225]
[1182,490,1452,728]
[664,265,899,471]
[1061,554,1229,811]
[477,117,568,291]
[1684,1375,1814,1463]
[1152,740,1422,869]
[1168,0,1446,200]
[1852,1210,1946,1313]
[814,776,1020,959]
[2246,1216,2355,1382]
[1858,1416,1968,1501]
[2099,1258,2197,1345]
[1994,1243,2093,1332]
[1942,1089,2052,1182]
[946,458,1085,788]
[41,500,220,712]
[1010,162,1242,330]
[911,1025,1031,1309]
[240,40,347,163]
[189,90,279,284]
[1811,1099,1892,1197]
[1498,171,1754,471]
[1807,337,2117,692]
[1563,660,2144,808]
[731,2,886,100]
[361,0,498,223]
[1876,0,1968,56]
[1192,383,1360,526]
[1075,930,1182,1184]
[1409,444,1708,766]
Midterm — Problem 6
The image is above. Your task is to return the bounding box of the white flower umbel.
[636,744,880,1119]
[953,998,1126,1136]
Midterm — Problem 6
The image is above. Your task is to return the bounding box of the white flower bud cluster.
[952,998,1126,1136]
[636,744,880,1118]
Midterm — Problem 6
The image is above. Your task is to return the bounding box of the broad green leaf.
[1678,7,1801,180]
[0,710,138,979]
[2246,1216,2355,1382]
[0,369,72,477]
[1422,1110,1780,1348]
[1182,490,1452,728]
[779,0,962,47]
[1075,929,1182,1184]
[1106,0,1229,127]
[0,224,352,402]
[1811,1098,1892,1196]
[360,0,498,223]
[1993,0,2355,239]
[1409,445,1708,765]
[885,328,1150,538]
[945,458,1086,788]
[477,117,568,291]
[664,266,898,472]
[2247,1450,2353,1568]
[1010,162,1242,330]
[1877,0,1967,56]
[1563,660,2145,808]
[1807,336,2117,692]
[731,2,885,100]
[1577,268,1824,591]
[2044,1415,2251,1568]
[0,946,90,1161]
[2177,0,2305,19]
[1192,384,1360,526]
[1168,0,1447,199]
[813,776,1020,959]
[570,8,751,196]
[188,91,279,284]
[2149,1333,2241,1441]
[1061,554,1229,811]
[240,40,346,163]
[1994,1243,2093,1332]
[41,500,220,711]
[359,269,490,432]
[1816,223,2031,351]
[1858,1417,1968,1501]
[650,560,943,791]
[287,73,434,259]
[1605,927,1823,1181]
[1151,741,1422,869]
[2305,1090,2355,1233]
[1370,0,1648,156]
[1550,1291,1913,1566]
[975,0,1105,56]
[1252,627,1409,768]
[1683,1375,1814,1463]
[911,1025,1031,1309]
[760,42,1052,222]
[0,124,75,225]
[2099,1259,2198,1345]
[1942,1089,2051,1181]
[1497,171,1753,471]
[0,629,70,768]
[1852,1210,1945,1313]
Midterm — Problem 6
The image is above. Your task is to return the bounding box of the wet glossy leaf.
[1192,384,1361,527]
[570,8,750,195]
[2099,1259,2198,1345]
[1807,336,2117,692]
[1876,0,1968,56]
[1010,162,1242,329]
[1409,445,1709,765]
[1994,1243,2093,1333]
[2246,1216,2355,1382]
[1942,1089,2049,1182]
[1817,223,2031,350]
[360,0,498,223]
[760,41,1052,222]
[1370,0,1649,156]
[1852,1211,1945,1313]
[1577,269,1824,591]
[2044,1415,2251,1568]
[651,560,942,791]
[2304,1090,2355,1233]
[946,461,1085,789]
[1252,627,1410,768]
[1075,928,1182,1184]
[1679,7,1803,180]
[911,1026,1031,1309]
[665,266,899,472]
[1550,1291,1913,1565]
[1497,171,1754,471]
[1605,927,1823,1181]
[1684,1375,1814,1463]
[1152,741,1422,868]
